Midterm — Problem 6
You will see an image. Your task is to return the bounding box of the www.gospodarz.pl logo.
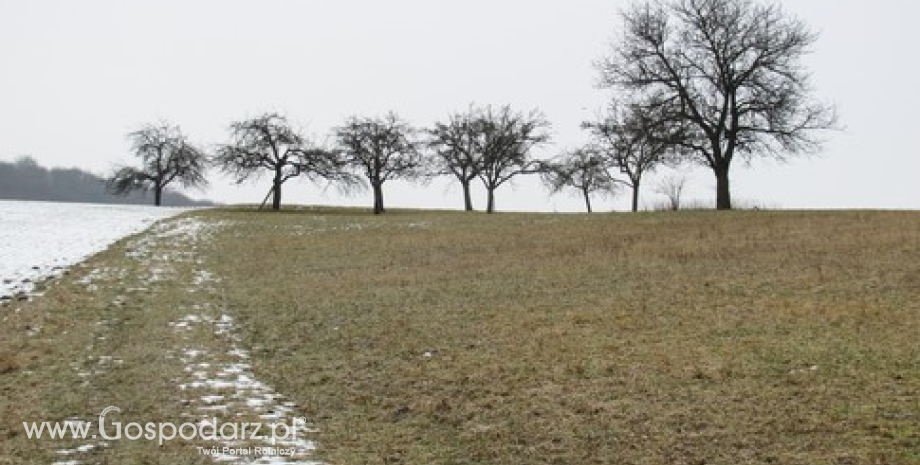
[24,405,306,446]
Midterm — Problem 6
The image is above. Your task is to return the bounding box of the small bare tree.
[476,105,552,214]
[541,148,617,213]
[106,123,207,206]
[654,174,688,211]
[427,106,484,211]
[334,112,423,214]
[599,0,837,209]
[583,104,674,213]
[214,113,354,211]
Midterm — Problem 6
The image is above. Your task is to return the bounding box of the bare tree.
[583,104,673,213]
[541,148,617,213]
[427,106,484,211]
[599,0,837,209]
[476,105,552,214]
[214,113,354,211]
[334,112,422,214]
[654,173,688,210]
[106,123,207,206]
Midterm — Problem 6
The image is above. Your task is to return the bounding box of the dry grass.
[2,208,920,464]
[0,217,213,464]
[206,208,920,465]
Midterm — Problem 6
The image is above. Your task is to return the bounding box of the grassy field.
[2,208,920,464]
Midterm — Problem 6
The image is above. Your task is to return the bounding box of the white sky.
[1,1,917,212]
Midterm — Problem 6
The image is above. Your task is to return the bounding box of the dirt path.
[4,215,322,465]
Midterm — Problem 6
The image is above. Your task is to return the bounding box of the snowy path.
[53,216,321,465]
[0,200,187,300]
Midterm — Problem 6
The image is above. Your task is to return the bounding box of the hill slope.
[1,209,918,464]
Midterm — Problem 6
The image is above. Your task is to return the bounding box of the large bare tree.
[106,123,207,206]
[541,148,617,213]
[214,113,354,211]
[599,0,836,209]
[334,112,422,214]
[427,106,485,211]
[476,105,551,214]
[583,104,675,212]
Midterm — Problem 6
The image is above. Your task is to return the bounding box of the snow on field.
[0,200,188,301]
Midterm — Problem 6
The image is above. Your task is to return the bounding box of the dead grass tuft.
[0,353,19,375]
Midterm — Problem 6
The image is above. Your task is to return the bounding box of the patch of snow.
[0,200,187,300]
[51,418,109,465]
[171,312,320,464]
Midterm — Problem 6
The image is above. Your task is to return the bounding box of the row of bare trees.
[109,0,835,212]
[108,106,553,213]
[109,104,691,213]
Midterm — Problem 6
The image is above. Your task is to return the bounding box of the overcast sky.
[1,1,917,212]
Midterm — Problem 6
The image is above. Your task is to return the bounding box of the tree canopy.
[214,113,355,211]
[335,112,423,214]
[106,123,207,206]
[475,105,551,214]
[598,0,836,209]
[541,148,617,213]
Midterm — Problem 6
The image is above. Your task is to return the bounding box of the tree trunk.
[583,188,593,213]
[461,180,474,211]
[373,182,385,214]
[631,182,640,213]
[271,178,282,211]
[154,186,163,207]
[714,164,732,210]
[486,188,496,214]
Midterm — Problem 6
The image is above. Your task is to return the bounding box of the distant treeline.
[0,157,213,207]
